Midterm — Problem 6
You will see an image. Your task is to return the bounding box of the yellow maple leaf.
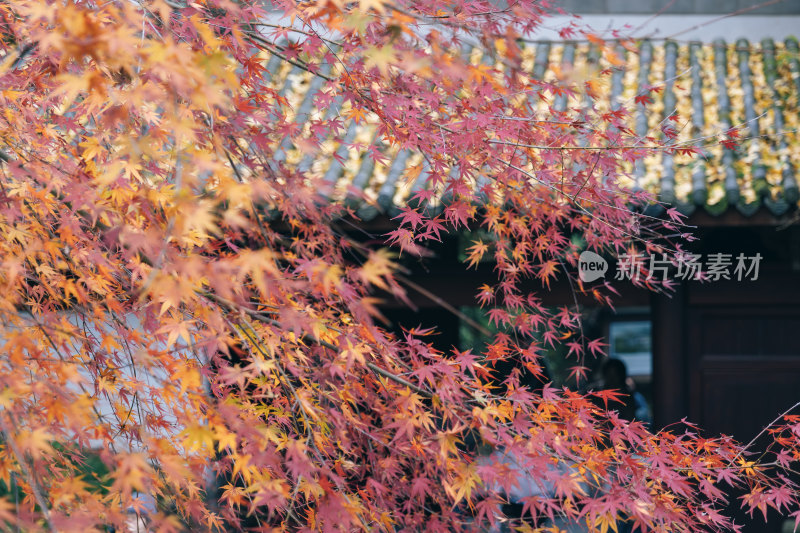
[340,11,372,35]
[17,428,52,460]
[444,464,481,506]
[182,424,215,453]
[171,363,201,394]
[360,248,396,290]
[112,453,151,496]
[364,44,396,76]
[214,425,238,452]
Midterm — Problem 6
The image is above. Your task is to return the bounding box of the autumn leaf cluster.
[0,0,797,531]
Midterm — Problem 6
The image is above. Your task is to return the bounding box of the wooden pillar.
[651,282,688,430]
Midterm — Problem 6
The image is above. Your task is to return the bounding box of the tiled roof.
[267,38,800,219]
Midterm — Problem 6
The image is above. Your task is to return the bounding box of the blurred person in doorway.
[597,357,650,426]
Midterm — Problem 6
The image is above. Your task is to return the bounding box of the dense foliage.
[0,0,797,531]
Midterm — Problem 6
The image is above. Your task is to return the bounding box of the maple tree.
[0,0,798,531]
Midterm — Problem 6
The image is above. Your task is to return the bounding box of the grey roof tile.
[265,38,800,219]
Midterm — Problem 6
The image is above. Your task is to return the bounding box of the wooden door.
[686,305,800,532]
[687,307,800,439]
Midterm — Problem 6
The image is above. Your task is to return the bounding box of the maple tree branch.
[253,23,343,47]
[364,362,428,397]
[227,316,374,531]
[332,231,491,335]
[733,400,800,465]
[235,319,317,437]
[245,33,333,82]
[201,290,432,397]
[0,414,55,532]
[487,139,663,151]
[493,157,683,257]
[395,273,491,336]
[489,138,694,231]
